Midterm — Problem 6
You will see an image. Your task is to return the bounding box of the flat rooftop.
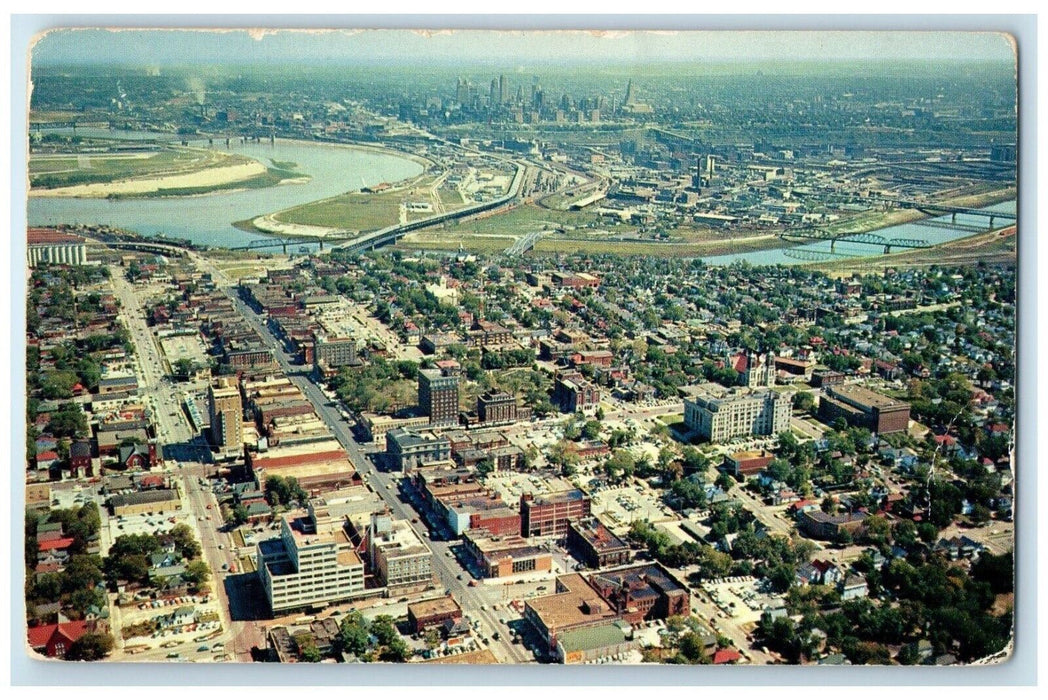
[408,596,462,620]
[571,518,630,554]
[525,574,618,632]
[829,384,909,411]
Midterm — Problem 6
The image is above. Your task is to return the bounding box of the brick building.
[553,373,601,413]
[722,449,775,477]
[817,384,910,435]
[462,530,553,578]
[477,390,519,425]
[587,563,691,624]
[567,517,633,569]
[810,367,846,388]
[520,490,591,539]
[418,367,460,427]
[796,509,869,540]
[407,596,463,634]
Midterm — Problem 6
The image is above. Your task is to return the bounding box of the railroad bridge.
[876,198,1017,230]
[782,229,934,254]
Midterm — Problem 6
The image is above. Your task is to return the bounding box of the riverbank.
[29,146,272,198]
[394,185,1018,258]
[806,224,1017,278]
[227,137,433,239]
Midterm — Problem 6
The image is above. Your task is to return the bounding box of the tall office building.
[418,367,460,427]
[683,384,791,443]
[208,377,243,456]
[624,79,636,106]
[499,74,507,104]
[256,510,365,614]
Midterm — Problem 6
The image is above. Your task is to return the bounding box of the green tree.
[970,552,1013,594]
[338,611,371,657]
[678,632,710,664]
[299,641,322,662]
[476,458,496,477]
[184,560,211,587]
[229,504,249,526]
[173,358,195,379]
[64,632,115,661]
[47,403,88,438]
[581,419,602,441]
[792,391,816,414]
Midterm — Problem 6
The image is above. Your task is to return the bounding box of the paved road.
[205,269,532,663]
[109,268,195,448]
[110,266,267,661]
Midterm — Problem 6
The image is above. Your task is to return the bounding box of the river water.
[28,128,1014,264]
[702,199,1017,266]
[27,129,423,248]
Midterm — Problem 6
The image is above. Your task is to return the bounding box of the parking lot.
[701,576,786,625]
[590,484,676,533]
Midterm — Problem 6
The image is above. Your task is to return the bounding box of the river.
[702,199,1017,266]
[27,129,423,249]
[28,128,1014,264]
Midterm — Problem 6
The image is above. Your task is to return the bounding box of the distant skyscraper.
[490,78,499,106]
[456,78,469,106]
[499,74,507,104]
[624,79,636,106]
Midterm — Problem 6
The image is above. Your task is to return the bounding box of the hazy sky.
[31,28,1016,67]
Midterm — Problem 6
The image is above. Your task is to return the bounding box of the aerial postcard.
[22,26,1017,667]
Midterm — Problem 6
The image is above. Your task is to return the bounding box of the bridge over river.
[782,229,934,255]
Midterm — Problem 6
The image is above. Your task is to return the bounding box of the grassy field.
[276,194,402,231]
[437,187,465,207]
[447,204,606,236]
[274,172,458,231]
[29,148,259,190]
[397,201,793,257]
[397,233,514,254]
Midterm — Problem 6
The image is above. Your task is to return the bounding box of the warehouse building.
[817,384,911,435]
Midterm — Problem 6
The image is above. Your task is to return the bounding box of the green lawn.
[276,194,403,231]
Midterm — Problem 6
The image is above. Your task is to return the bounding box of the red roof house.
[712,648,742,665]
[38,537,76,554]
[27,620,92,658]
